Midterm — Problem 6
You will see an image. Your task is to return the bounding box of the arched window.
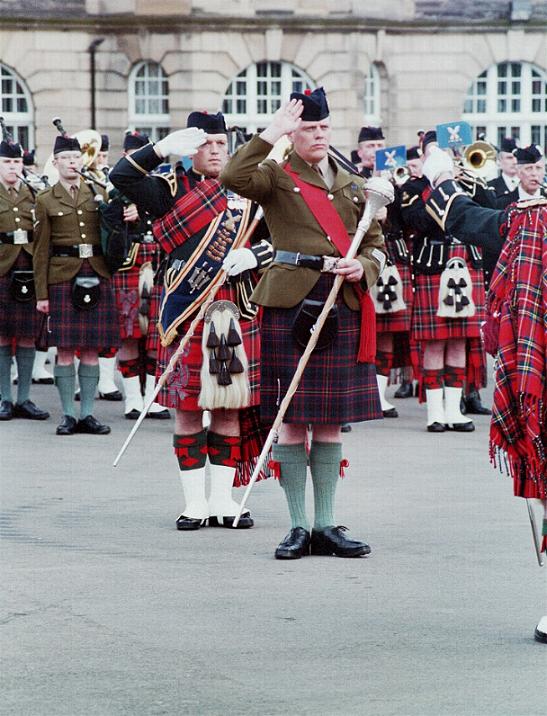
[0,64,33,149]
[128,61,170,142]
[222,62,313,135]
[463,62,547,152]
[363,63,381,124]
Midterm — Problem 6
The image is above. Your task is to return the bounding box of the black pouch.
[71,276,101,310]
[292,298,338,352]
[10,270,35,302]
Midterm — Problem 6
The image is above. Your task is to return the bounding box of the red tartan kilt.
[112,243,159,341]
[47,262,120,350]
[375,260,413,333]
[145,284,161,353]
[0,252,41,340]
[411,247,486,341]
[156,283,260,411]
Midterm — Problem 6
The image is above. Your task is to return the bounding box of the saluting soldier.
[110,111,272,531]
[222,90,387,560]
[0,129,49,420]
[33,131,119,435]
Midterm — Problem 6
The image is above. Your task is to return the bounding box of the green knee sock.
[272,442,309,531]
[78,363,99,419]
[15,346,35,403]
[0,344,13,402]
[309,441,342,530]
[54,363,76,418]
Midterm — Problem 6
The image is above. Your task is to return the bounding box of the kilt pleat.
[145,284,161,354]
[260,274,382,425]
[112,243,160,341]
[47,261,120,350]
[0,252,40,340]
[156,283,260,411]
[411,245,485,341]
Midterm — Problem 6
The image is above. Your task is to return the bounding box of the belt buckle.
[321,256,339,273]
[78,244,93,259]
[13,229,28,245]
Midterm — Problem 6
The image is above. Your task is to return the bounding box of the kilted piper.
[110,111,273,530]
[222,89,387,559]
[422,143,547,643]
[0,124,49,421]
[33,128,119,435]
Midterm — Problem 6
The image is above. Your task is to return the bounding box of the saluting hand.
[260,99,303,145]
[154,127,207,159]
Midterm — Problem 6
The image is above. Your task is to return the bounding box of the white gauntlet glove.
[222,248,258,276]
[154,127,207,159]
[422,146,455,186]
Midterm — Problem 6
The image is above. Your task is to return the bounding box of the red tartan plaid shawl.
[487,202,547,492]
[151,178,227,254]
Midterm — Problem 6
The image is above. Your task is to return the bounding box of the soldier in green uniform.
[0,131,49,421]
[33,132,119,435]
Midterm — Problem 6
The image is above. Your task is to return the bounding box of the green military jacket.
[33,179,109,300]
[0,181,35,276]
[221,135,386,310]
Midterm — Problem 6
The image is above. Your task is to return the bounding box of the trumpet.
[460,140,498,181]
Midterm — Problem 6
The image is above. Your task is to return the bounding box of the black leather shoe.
[124,409,141,420]
[99,390,123,402]
[32,376,55,385]
[208,512,254,529]
[445,421,475,432]
[76,415,111,435]
[145,408,171,420]
[340,423,352,433]
[463,391,492,415]
[13,400,49,420]
[176,514,207,531]
[382,407,399,418]
[311,526,371,557]
[394,381,413,399]
[534,620,547,644]
[0,400,14,420]
[56,415,78,435]
[427,422,446,433]
[275,527,311,559]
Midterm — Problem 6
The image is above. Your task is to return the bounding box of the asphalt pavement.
[1,378,546,716]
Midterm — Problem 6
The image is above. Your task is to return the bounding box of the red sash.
[283,164,376,363]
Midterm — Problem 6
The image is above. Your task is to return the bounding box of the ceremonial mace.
[233,177,394,526]
[113,206,264,467]
[526,499,545,568]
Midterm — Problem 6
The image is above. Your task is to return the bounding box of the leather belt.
[274,250,339,272]
[51,243,103,258]
[0,230,33,245]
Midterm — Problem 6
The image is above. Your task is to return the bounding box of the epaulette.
[155,171,177,198]
[515,197,547,210]
[400,188,419,208]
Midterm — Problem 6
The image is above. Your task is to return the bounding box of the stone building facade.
[0,0,546,163]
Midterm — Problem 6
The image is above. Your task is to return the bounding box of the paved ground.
[1,379,546,716]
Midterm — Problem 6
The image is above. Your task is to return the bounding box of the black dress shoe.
[124,409,141,420]
[0,400,14,420]
[394,381,413,399]
[176,514,207,531]
[463,391,492,415]
[445,421,475,432]
[99,390,123,402]
[32,377,55,385]
[275,527,311,559]
[427,422,446,433]
[76,415,111,435]
[534,620,547,644]
[56,415,78,435]
[311,526,371,557]
[145,408,171,420]
[382,407,399,418]
[13,400,49,420]
[208,512,254,529]
[340,423,352,433]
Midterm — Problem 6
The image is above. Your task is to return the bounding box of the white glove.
[222,248,258,276]
[154,127,207,159]
[422,146,455,186]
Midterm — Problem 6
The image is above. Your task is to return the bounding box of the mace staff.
[113,206,264,468]
[233,177,394,526]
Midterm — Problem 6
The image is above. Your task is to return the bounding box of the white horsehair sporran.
[373,262,407,314]
[437,256,476,318]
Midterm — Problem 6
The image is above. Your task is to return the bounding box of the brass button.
[12,207,18,212]
[327,193,334,201]
[81,233,86,239]
[15,217,21,223]
[77,210,83,215]
[293,187,301,193]
[58,211,64,216]
[79,222,85,227]
[353,196,359,203]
